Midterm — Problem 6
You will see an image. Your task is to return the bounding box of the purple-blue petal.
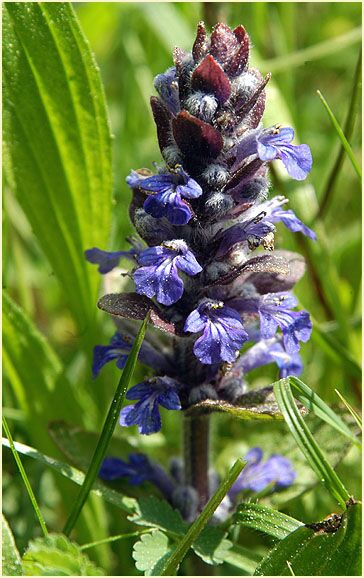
[280,144,312,181]
[85,247,134,274]
[271,208,317,240]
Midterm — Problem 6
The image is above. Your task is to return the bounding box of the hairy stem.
[184,414,210,510]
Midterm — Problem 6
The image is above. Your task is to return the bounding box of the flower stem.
[184,414,210,510]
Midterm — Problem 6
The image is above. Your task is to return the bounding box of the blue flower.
[229,447,296,498]
[257,292,312,354]
[261,197,316,240]
[154,67,180,115]
[184,299,248,364]
[85,237,144,274]
[217,213,276,256]
[239,337,303,377]
[120,377,181,435]
[133,240,202,306]
[93,331,171,377]
[229,126,312,181]
[126,166,202,225]
[99,453,176,500]
[257,127,312,181]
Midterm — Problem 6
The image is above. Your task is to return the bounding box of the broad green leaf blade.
[132,531,172,576]
[2,515,23,576]
[274,379,350,508]
[128,496,186,536]
[3,292,82,451]
[3,2,112,328]
[63,313,150,535]
[160,459,245,575]
[317,89,361,180]
[2,437,138,515]
[22,533,104,576]
[254,501,362,576]
[235,503,303,540]
[289,376,360,446]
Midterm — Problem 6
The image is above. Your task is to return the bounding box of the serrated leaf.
[2,515,23,576]
[235,503,303,540]
[254,501,362,576]
[3,2,112,328]
[192,526,232,565]
[132,531,173,576]
[128,496,186,535]
[22,534,104,576]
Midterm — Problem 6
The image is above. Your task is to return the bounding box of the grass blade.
[2,437,138,514]
[335,389,362,431]
[317,89,361,180]
[289,376,360,446]
[235,503,303,540]
[316,50,362,220]
[63,312,150,535]
[2,417,48,537]
[80,530,151,551]
[161,458,246,575]
[273,379,351,509]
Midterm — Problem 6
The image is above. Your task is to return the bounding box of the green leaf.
[2,515,23,576]
[128,496,186,535]
[63,313,150,535]
[289,376,360,446]
[185,387,307,421]
[254,501,362,576]
[274,379,351,508]
[128,496,232,565]
[235,503,303,540]
[3,2,112,328]
[223,544,262,575]
[3,292,81,453]
[133,531,172,576]
[22,533,104,576]
[2,437,138,515]
[317,89,361,180]
[160,459,245,575]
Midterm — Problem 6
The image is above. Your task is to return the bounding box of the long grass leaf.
[161,459,246,575]
[335,389,362,431]
[63,312,150,535]
[273,379,350,508]
[2,417,48,537]
[317,89,361,180]
[289,376,360,446]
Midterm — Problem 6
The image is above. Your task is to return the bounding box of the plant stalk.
[184,414,210,511]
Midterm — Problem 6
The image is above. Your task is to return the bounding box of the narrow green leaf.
[3,2,112,328]
[289,376,360,446]
[2,416,48,537]
[2,515,23,576]
[160,458,246,575]
[63,312,150,535]
[317,90,361,180]
[260,27,362,74]
[335,389,362,431]
[80,530,151,551]
[274,379,351,508]
[22,533,104,576]
[2,437,138,515]
[235,503,303,540]
[254,501,362,576]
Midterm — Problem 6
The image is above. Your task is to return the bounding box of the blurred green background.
[3,2,362,575]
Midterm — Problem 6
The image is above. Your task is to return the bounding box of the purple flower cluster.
[86,22,314,436]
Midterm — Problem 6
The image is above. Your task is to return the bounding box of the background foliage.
[3,2,361,575]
